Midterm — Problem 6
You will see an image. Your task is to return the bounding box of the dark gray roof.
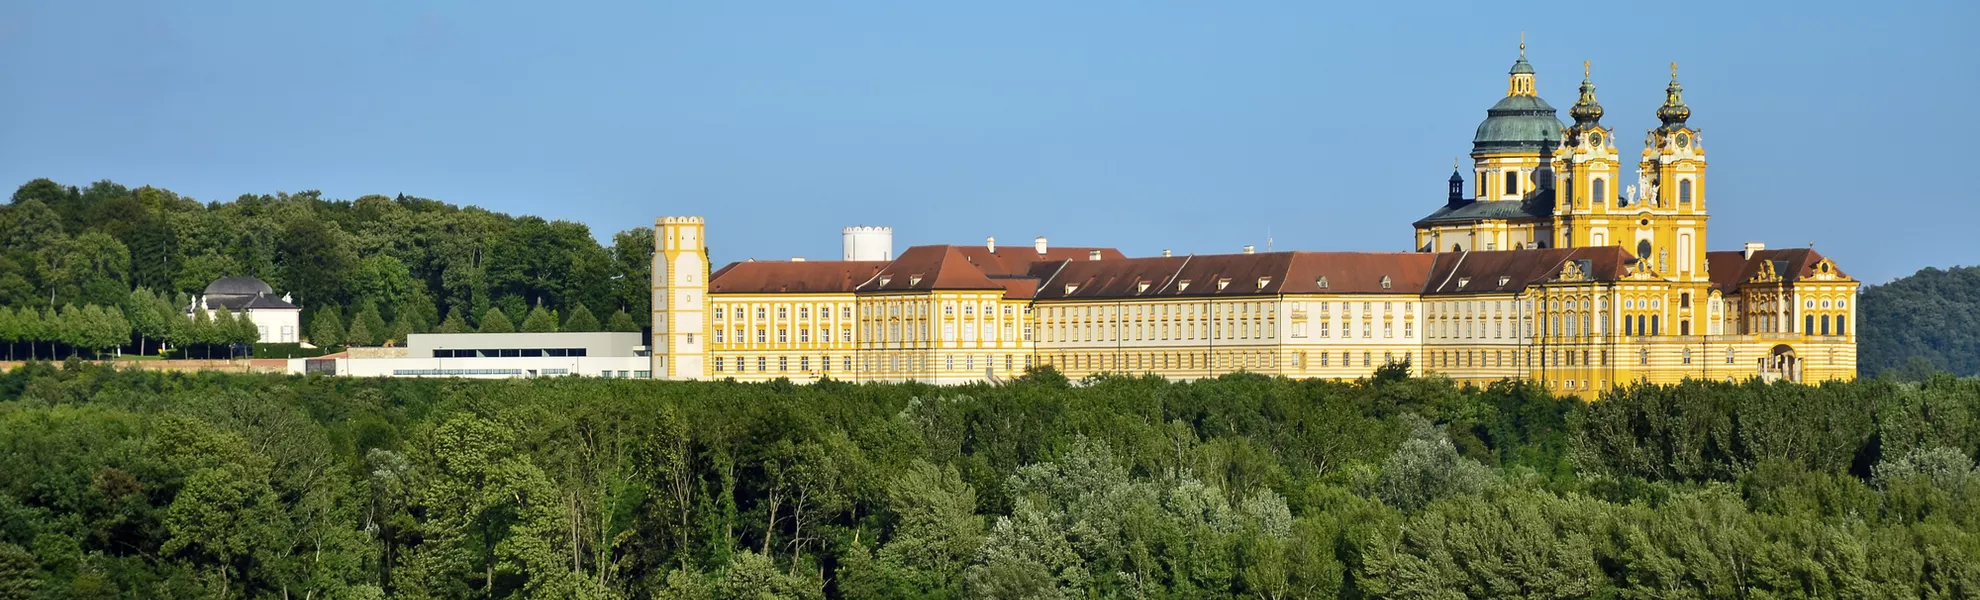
[204,276,274,297]
[1472,95,1564,154]
[204,294,298,312]
[1413,196,1553,228]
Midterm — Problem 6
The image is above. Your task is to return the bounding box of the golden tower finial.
[1453,157,1460,170]
[1584,60,1591,78]
[1519,32,1526,57]
[1670,61,1678,78]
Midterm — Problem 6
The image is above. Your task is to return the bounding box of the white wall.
[286,356,651,379]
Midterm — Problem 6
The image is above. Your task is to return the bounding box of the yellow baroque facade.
[652,46,1856,398]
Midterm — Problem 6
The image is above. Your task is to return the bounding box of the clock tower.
[1551,61,1622,249]
[1630,64,1710,283]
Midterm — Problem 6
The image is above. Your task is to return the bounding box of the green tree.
[0,541,40,600]
[610,227,654,317]
[435,307,470,334]
[350,303,386,347]
[560,304,600,332]
[346,312,376,348]
[605,309,640,333]
[310,304,345,348]
[0,307,17,361]
[210,307,240,358]
[275,218,356,310]
[479,308,514,334]
[234,310,260,346]
[126,288,167,355]
[520,304,557,333]
[1376,415,1494,511]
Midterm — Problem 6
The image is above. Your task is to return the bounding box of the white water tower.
[843,226,893,261]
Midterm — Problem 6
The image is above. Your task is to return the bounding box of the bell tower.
[1552,61,1621,249]
[652,216,709,379]
[1631,64,1710,281]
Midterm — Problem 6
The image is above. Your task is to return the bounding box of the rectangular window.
[778,329,788,343]
[756,307,766,320]
[758,356,767,371]
[779,357,788,371]
[1362,322,1372,338]
[800,356,810,371]
[1384,323,1394,338]
[715,330,725,344]
[714,358,725,372]
[757,330,767,343]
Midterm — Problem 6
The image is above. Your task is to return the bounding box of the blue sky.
[2,1,1975,283]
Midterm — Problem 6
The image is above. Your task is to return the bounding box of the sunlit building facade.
[651,48,1857,397]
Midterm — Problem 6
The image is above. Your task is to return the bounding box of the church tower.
[1630,65,1710,282]
[1469,41,1563,204]
[652,216,709,379]
[1552,62,1622,248]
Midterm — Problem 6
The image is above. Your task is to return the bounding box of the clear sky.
[3,1,1975,283]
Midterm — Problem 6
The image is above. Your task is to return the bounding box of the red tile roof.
[708,260,887,294]
[1032,251,1439,300]
[1422,246,1634,295]
[856,245,1003,292]
[1706,248,1847,295]
[955,245,1127,277]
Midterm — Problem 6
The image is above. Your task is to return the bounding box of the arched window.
[1592,178,1606,204]
[1835,315,1846,336]
[1636,240,1652,260]
[1681,320,1690,336]
[1624,316,1634,336]
[1505,171,1519,196]
[1806,315,1816,335]
[1679,179,1693,203]
[1650,315,1660,336]
[1820,316,1830,335]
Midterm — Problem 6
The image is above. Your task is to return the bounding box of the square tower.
[652,216,709,379]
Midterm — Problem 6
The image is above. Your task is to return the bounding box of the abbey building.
[649,48,1857,397]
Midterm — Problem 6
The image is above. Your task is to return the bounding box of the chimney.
[791,257,806,262]
[986,236,996,253]
[1743,241,1765,259]
[1242,245,1255,254]
[1088,250,1102,261]
[1034,236,1048,254]
[1161,249,1172,257]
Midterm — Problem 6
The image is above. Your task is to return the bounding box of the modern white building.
[288,331,650,379]
[193,277,301,343]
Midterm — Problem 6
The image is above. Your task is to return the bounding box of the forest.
[0,178,654,356]
[1,363,1977,598]
[1859,265,1980,379]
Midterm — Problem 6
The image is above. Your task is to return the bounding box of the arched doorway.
[1761,344,1799,383]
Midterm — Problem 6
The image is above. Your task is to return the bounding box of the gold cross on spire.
[1584,60,1591,77]
[1670,61,1678,78]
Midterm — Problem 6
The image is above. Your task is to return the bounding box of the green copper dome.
[1472,94,1564,154]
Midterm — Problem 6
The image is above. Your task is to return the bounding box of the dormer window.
[878,276,891,287]
[1498,276,1511,287]
[1217,278,1231,290]
[1256,277,1271,289]
[1380,275,1392,290]
[908,274,923,287]
[1136,281,1151,293]
[1177,280,1191,292]
[1064,284,1079,295]
[1316,276,1329,289]
[1456,277,1470,289]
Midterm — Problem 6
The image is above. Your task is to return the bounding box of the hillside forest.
[0,178,655,355]
[1,365,1979,598]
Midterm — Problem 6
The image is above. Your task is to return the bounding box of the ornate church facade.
[650,47,1856,397]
